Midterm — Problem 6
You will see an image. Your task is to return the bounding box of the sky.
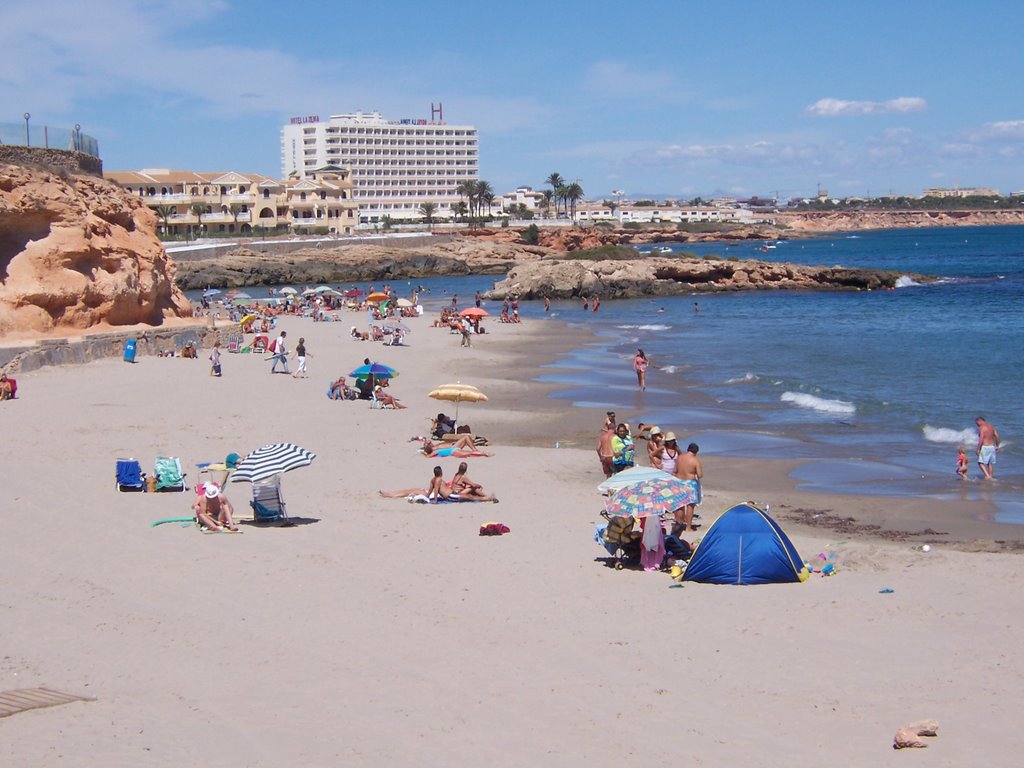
[2,0,1022,201]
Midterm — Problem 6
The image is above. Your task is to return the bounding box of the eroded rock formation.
[0,163,191,337]
[486,256,922,300]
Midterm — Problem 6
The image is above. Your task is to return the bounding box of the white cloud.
[970,119,1024,141]
[805,97,927,117]
[581,60,689,103]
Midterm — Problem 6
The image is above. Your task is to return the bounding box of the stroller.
[597,512,641,570]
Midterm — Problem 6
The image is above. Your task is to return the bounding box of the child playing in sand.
[955,446,969,480]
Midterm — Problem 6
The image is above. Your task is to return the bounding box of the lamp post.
[23,113,30,147]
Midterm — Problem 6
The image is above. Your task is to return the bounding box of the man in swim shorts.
[975,416,1001,480]
[675,442,703,533]
[596,422,615,477]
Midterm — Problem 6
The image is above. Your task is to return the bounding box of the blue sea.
[194,225,1024,522]
[412,225,1024,523]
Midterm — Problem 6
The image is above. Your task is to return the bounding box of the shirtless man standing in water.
[975,416,1001,480]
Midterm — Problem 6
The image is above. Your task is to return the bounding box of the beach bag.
[268,338,277,353]
[604,515,639,546]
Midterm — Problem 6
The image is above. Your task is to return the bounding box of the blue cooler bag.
[123,338,137,363]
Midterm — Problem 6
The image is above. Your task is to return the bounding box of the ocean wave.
[922,425,977,445]
[895,275,922,288]
[780,392,856,415]
[616,324,671,331]
[725,372,759,384]
[660,365,678,374]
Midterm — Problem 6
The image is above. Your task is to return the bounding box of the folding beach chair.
[250,476,287,523]
[116,458,146,492]
[154,456,187,492]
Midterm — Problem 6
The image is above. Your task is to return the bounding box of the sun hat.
[650,426,662,436]
[664,431,678,442]
[204,482,221,499]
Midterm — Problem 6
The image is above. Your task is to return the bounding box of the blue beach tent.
[683,503,809,585]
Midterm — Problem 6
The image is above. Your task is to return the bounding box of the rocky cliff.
[0,163,191,337]
[486,256,920,300]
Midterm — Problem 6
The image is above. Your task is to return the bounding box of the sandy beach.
[3,307,1024,766]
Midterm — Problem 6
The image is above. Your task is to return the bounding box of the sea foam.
[923,425,977,445]
[725,372,759,384]
[660,365,678,374]
[895,275,921,288]
[617,324,671,331]
[780,392,856,415]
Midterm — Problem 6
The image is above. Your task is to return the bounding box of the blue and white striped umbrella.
[230,443,316,484]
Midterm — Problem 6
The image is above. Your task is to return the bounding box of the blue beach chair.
[116,459,145,492]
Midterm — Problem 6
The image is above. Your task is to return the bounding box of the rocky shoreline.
[174,229,928,297]
[485,255,921,300]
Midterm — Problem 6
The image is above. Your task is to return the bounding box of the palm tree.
[604,199,619,219]
[541,190,553,219]
[474,180,494,220]
[457,180,478,218]
[546,173,564,212]
[564,182,584,222]
[419,201,437,229]
[154,204,176,238]
[189,204,206,238]
[229,202,245,229]
[555,184,569,217]
[452,201,468,223]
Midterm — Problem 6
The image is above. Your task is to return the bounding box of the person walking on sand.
[633,348,649,391]
[270,330,289,374]
[976,416,1001,479]
[209,341,222,377]
[292,337,310,378]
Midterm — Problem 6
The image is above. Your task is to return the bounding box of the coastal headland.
[173,231,920,294]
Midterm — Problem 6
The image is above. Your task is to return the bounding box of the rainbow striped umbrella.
[605,476,698,519]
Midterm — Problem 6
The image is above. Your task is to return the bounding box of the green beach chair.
[154,456,187,493]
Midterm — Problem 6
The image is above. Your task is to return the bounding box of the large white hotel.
[281,111,479,225]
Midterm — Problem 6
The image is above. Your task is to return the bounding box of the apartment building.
[575,204,769,225]
[106,167,358,236]
[280,111,479,224]
[922,186,1001,198]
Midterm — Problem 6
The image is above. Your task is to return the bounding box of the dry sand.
[3,308,1024,766]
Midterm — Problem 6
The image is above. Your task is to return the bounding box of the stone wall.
[0,146,103,176]
[0,322,234,374]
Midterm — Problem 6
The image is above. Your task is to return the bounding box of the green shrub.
[522,223,540,245]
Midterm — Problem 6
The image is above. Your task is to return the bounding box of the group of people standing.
[596,414,703,534]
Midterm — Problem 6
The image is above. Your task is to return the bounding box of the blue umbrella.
[349,362,398,379]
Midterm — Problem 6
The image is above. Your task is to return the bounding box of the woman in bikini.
[451,462,499,502]
[420,436,492,458]
[633,348,649,391]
